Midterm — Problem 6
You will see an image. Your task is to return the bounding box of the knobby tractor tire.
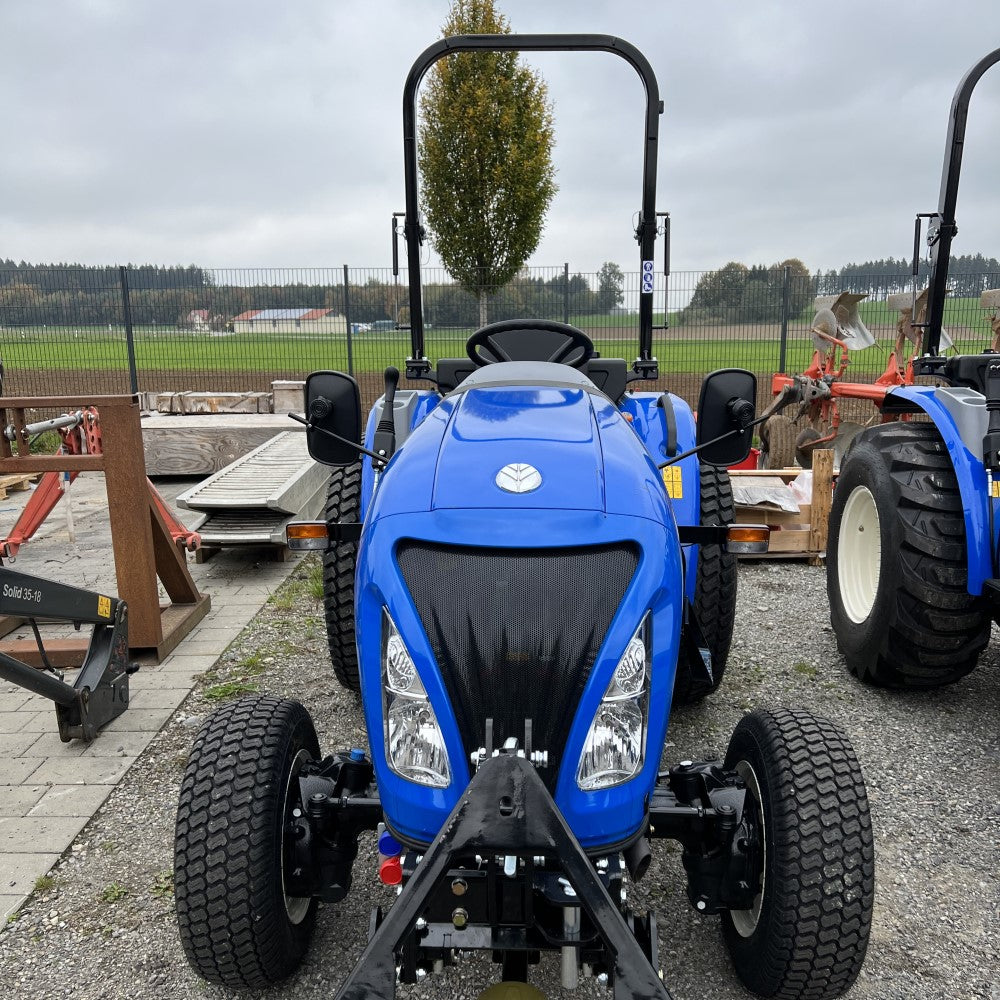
[827,422,990,687]
[174,696,321,988]
[673,465,738,704]
[721,708,874,1000]
[761,414,797,469]
[323,462,362,692]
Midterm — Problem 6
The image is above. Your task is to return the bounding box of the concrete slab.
[25,757,136,786]
[0,786,46,818]
[0,816,90,854]
[27,784,115,817]
[0,853,61,895]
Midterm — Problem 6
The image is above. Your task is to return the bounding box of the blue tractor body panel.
[353,374,699,849]
[885,385,994,595]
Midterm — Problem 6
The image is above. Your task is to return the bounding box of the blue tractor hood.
[371,363,667,521]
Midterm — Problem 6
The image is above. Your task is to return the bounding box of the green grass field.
[1,294,995,380]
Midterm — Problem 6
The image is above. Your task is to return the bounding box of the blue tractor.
[173,35,874,1000]
[826,47,1000,688]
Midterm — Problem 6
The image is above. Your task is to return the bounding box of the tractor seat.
[437,358,628,402]
[445,361,610,398]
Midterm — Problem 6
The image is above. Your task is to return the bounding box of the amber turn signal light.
[285,521,329,551]
[725,525,770,554]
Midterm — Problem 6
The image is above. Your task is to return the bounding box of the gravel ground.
[0,558,997,1000]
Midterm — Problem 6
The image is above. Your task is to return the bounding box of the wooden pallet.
[730,450,834,565]
[0,473,38,500]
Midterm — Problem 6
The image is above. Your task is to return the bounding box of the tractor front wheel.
[827,423,990,687]
[721,708,874,1000]
[174,697,321,988]
[323,462,362,692]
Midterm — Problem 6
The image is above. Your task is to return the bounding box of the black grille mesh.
[397,542,639,783]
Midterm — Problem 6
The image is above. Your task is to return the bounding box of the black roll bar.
[922,48,1000,357]
[401,34,662,379]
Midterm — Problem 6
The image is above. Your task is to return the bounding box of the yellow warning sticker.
[661,466,683,499]
[97,595,112,619]
[992,481,1000,498]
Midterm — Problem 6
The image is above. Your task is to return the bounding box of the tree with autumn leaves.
[418,0,556,326]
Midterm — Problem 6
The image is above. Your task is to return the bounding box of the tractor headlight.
[382,611,451,788]
[576,616,651,791]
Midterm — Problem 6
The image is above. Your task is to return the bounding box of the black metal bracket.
[677,525,727,545]
[679,598,714,694]
[329,522,363,543]
[334,753,672,1000]
[0,567,133,742]
[629,357,660,380]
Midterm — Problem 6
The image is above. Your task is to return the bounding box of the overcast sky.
[3,0,1000,276]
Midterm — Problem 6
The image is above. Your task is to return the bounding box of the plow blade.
[811,292,876,351]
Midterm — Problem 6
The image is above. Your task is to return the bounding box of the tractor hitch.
[332,752,672,1000]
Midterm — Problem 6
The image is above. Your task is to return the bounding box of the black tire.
[761,415,797,469]
[673,465,738,704]
[794,426,823,469]
[721,708,874,1000]
[827,422,990,687]
[175,696,321,988]
[323,463,362,692]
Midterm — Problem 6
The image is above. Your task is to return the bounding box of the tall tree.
[418,0,557,326]
[597,261,625,312]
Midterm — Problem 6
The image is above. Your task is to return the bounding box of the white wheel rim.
[839,486,882,624]
[730,760,765,938]
[282,749,311,925]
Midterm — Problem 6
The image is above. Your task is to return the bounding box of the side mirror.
[696,368,757,467]
[304,370,362,466]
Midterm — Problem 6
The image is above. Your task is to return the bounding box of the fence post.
[563,262,570,324]
[119,265,139,394]
[343,264,354,376]
[778,265,790,374]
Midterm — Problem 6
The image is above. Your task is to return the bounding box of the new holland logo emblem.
[495,463,542,494]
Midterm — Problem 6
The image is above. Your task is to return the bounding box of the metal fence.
[2,264,999,407]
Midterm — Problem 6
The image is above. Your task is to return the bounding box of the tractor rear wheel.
[721,708,874,1000]
[673,465,737,704]
[175,696,321,988]
[323,462,362,692]
[760,415,797,469]
[794,426,823,468]
[827,423,990,687]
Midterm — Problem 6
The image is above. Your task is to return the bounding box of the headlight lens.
[382,611,450,788]
[576,616,651,791]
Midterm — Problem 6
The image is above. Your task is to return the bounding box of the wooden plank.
[730,467,804,481]
[763,529,811,553]
[809,449,835,566]
[141,414,303,476]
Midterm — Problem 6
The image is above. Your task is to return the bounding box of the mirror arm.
[657,411,769,469]
[288,411,386,465]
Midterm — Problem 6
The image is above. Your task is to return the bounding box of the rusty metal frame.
[0,395,209,661]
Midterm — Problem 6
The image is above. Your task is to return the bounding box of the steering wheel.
[466,319,595,369]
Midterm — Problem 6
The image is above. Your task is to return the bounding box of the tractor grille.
[397,542,639,785]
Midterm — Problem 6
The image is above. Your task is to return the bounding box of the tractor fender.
[884,385,993,594]
[361,390,441,512]
[619,392,700,603]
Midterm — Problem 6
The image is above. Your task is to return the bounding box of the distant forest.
[1,255,999,329]
[815,253,1000,297]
